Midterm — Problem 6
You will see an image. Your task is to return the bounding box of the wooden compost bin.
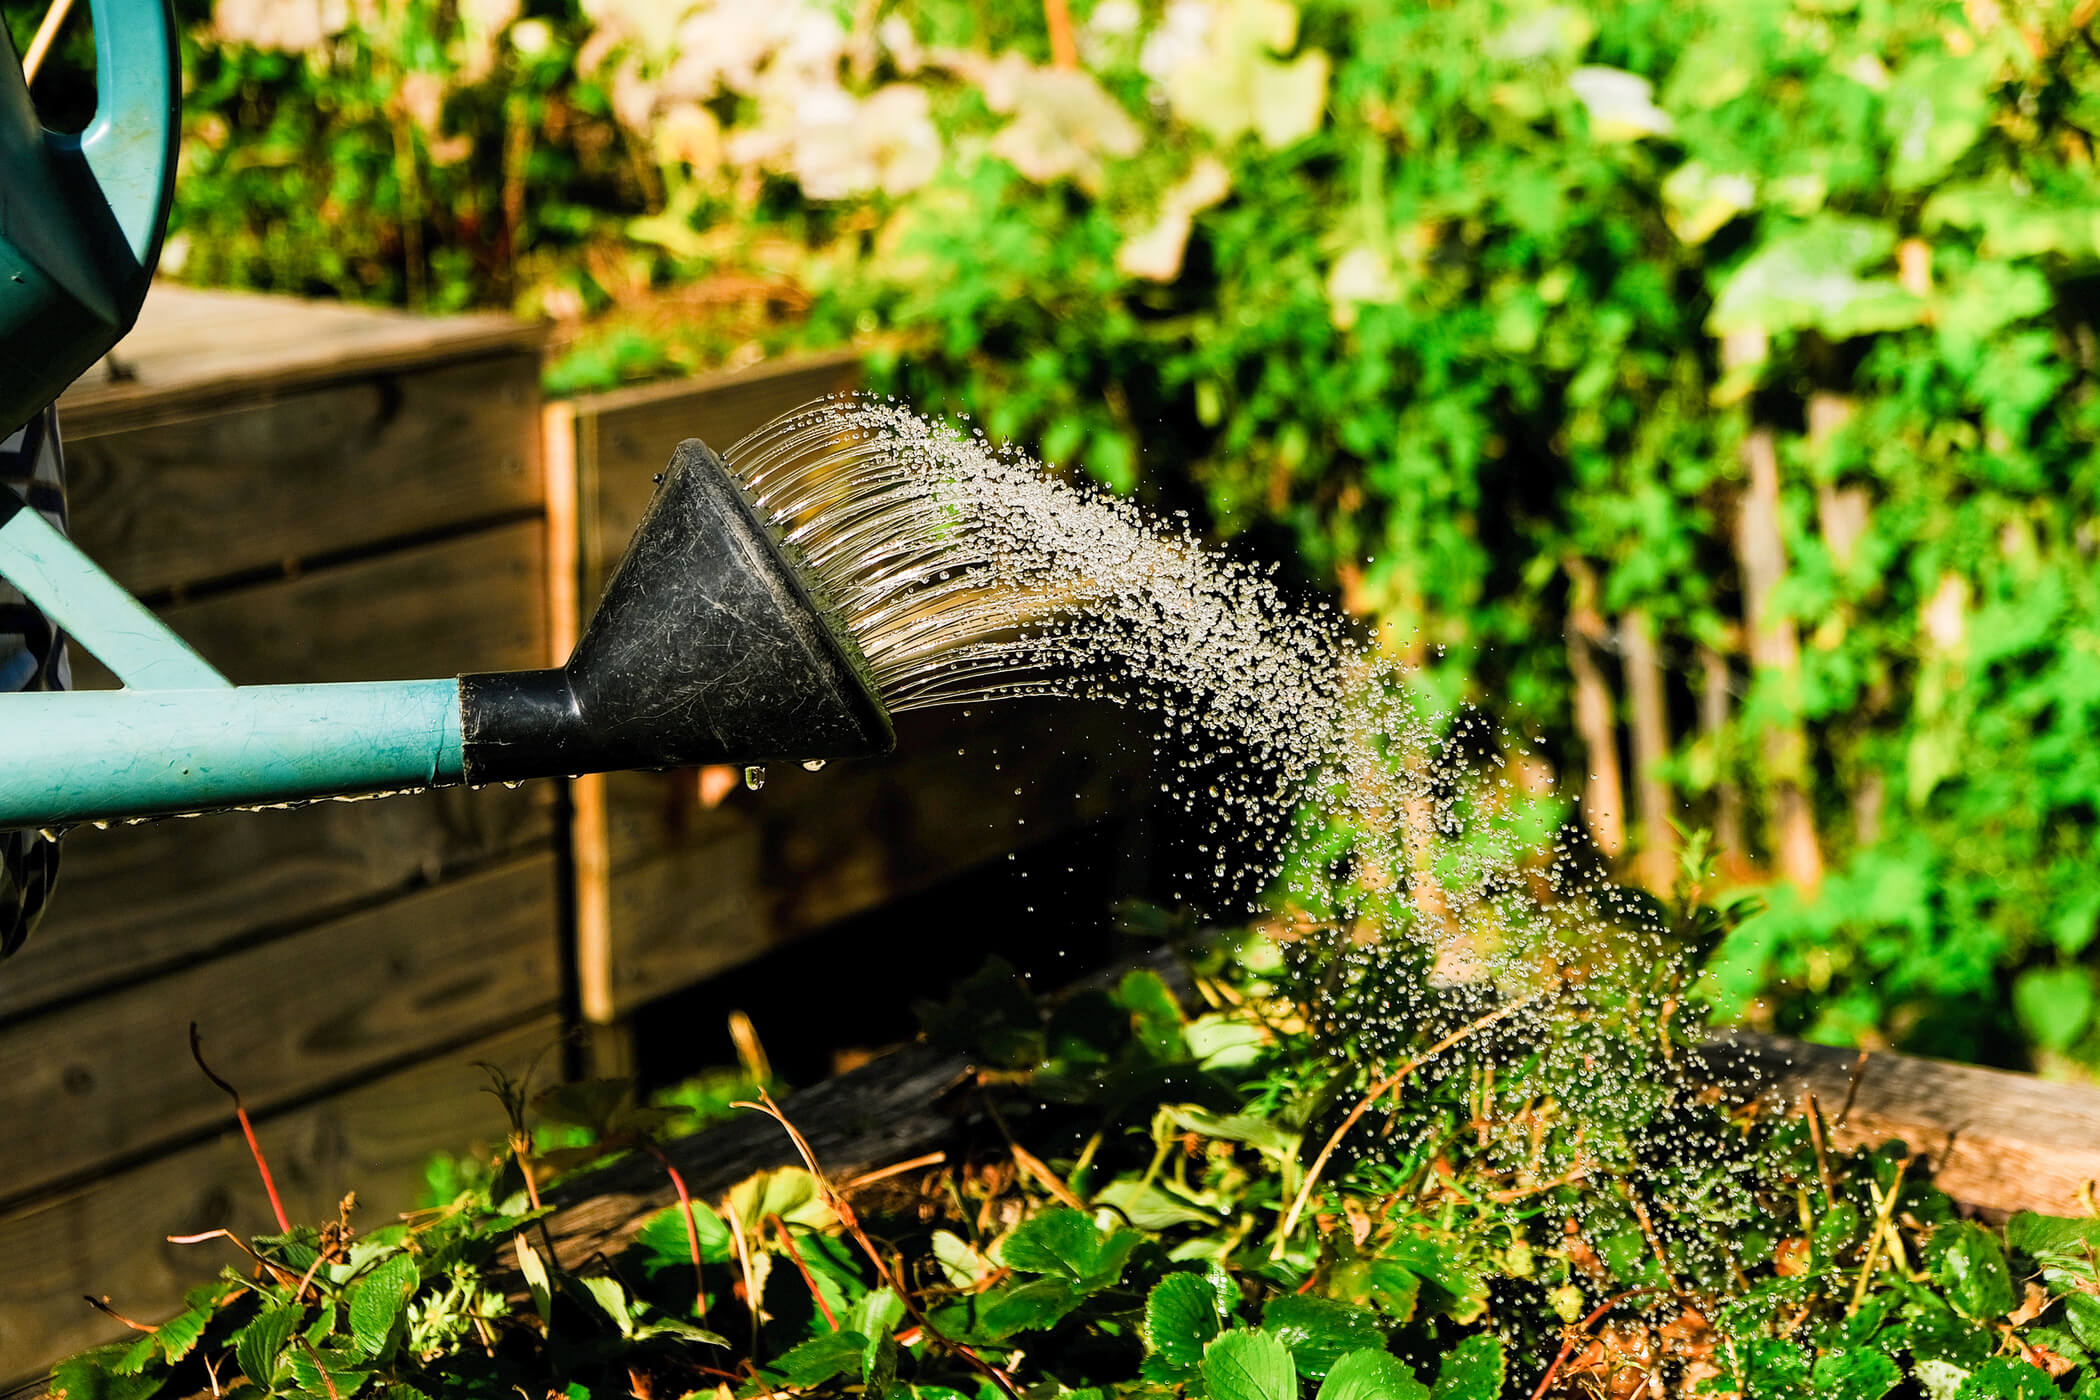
[553,360,1154,1045]
[0,288,565,1380]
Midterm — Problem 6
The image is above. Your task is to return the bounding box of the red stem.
[771,1214,840,1331]
[189,1024,290,1233]
[644,1143,706,1314]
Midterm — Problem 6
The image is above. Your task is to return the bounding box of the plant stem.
[771,1215,840,1331]
[189,1023,290,1233]
[1527,1287,1665,1400]
[1274,992,1543,1255]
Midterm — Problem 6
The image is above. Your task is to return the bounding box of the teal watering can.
[0,0,179,436]
[0,13,893,831]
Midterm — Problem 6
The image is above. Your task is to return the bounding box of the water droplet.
[802,758,827,772]
[744,765,767,791]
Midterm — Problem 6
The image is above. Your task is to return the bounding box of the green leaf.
[1954,1358,2059,1399]
[153,1305,211,1365]
[1320,1348,1428,1400]
[1203,1329,1298,1400]
[1114,969,1187,1061]
[1143,1273,1224,1377]
[863,1330,901,1400]
[1162,1104,1299,1158]
[2006,1212,2100,1269]
[932,1230,996,1288]
[772,1330,870,1388]
[635,1198,733,1271]
[978,1276,1085,1338]
[236,1303,304,1387]
[515,1235,553,1327]
[998,1206,1140,1288]
[1431,1334,1506,1400]
[2064,1293,2100,1352]
[579,1275,635,1338]
[1260,1295,1386,1381]
[1882,51,1995,190]
[1093,1177,1222,1229]
[1812,1348,1901,1400]
[2012,967,2094,1053]
[1707,216,1925,339]
[285,1345,370,1400]
[347,1252,419,1358]
[851,1286,908,1343]
[51,1346,175,1400]
[1940,1222,2017,1319]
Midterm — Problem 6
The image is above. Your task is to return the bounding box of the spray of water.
[726,396,1665,986]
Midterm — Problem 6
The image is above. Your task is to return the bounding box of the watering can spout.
[0,0,179,433]
[458,438,895,783]
[0,438,893,828]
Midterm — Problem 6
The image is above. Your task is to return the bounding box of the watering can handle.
[68,0,179,271]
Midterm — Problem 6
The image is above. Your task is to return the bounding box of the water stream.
[726,395,1676,1019]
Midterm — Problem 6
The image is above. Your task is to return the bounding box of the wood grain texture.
[62,350,542,596]
[1702,1032,2100,1220]
[588,700,1149,1019]
[572,351,860,601]
[0,1017,562,1383]
[0,783,554,1021]
[543,1041,967,1269]
[0,856,560,1208]
[70,517,547,689]
[57,285,544,438]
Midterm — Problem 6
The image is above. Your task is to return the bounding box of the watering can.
[0,7,895,830]
[0,0,179,436]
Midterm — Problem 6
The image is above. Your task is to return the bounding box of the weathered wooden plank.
[1703,1031,2100,1220]
[0,783,554,1021]
[587,700,1148,1019]
[70,517,546,690]
[58,285,545,437]
[544,1041,966,1270]
[0,855,560,1208]
[61,349,542,596]
[573,350,860,601]
[0,1016,563,1383]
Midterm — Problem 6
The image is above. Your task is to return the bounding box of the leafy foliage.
[49,888,2100,1398]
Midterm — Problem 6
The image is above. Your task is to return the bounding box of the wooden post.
[1563,558,1625,858]
[1735,427,1823,893]
[1696,641,1745,868]
[550,401,618,1027]
[1618,608,1677,891]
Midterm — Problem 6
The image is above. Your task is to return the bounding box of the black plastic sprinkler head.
[457,439,896,784]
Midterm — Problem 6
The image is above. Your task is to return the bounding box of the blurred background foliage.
[12,0,2100,1077]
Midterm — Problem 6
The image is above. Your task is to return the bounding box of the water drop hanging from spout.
[801,759,827,772]
[744,765,767,790]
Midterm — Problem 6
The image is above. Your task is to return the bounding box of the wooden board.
[58,284,545,438]
[0,1016,563,1382]
[1704,1032,2100,1221]
[69,516,547,690]
[585,700,1149,1020]
[61,348,543,597]
[572,350,860,602]
[0,784,553,1022]
[0,855,560,1208]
